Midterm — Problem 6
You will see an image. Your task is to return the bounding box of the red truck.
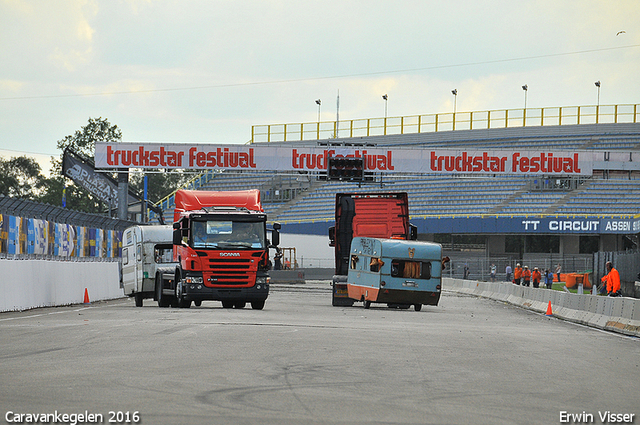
[157,189,280,309]
[328,192,417,306]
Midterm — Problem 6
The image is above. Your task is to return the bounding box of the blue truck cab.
[346,237,443,311]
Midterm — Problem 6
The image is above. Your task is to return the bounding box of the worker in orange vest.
[513,263,523,285]
[532,267,541,288]
[601,261,621,297]
[522,266,531,287]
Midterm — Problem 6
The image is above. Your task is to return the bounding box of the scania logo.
[219,252,241,257]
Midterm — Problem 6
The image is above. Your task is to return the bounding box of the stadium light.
[452,89,458,130]
[382,94,388,118]
[452,89,457,114]
[315,99,321,123]
[522,85,528,126]
[595,81,601,123]
[382,94,389,135]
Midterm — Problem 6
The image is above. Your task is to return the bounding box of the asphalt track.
[1,282,638,425]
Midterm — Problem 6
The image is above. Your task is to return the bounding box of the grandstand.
[150,115,640,269]
[157,121,640,221]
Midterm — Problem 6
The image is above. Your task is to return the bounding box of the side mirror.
[328,226,335,247]
[173,228,182,245]
[409,224,418,241]
[271,228,280,248]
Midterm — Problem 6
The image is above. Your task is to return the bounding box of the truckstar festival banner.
[94,142,593,176]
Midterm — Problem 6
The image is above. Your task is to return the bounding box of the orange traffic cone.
[83,288,90,305]
[545,300,552,316]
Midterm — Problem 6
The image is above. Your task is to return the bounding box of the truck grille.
[205,258,253,285]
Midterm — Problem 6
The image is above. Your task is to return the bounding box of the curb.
[444,278,640,337]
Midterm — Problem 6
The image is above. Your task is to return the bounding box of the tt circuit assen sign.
[412,216,640,235]
[94,142,593,176]
[521,218,640,234]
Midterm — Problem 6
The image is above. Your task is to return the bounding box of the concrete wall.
[444,278,640,337]
[0,259,122,312]
[270,268,336,283]
[270,269,305,284]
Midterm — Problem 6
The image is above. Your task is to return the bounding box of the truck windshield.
[192,220,266,249]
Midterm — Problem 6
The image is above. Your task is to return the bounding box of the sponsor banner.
[415,216,640,234]
[63,149,144,208]
[0,214,121,257]
[95,142,593,176]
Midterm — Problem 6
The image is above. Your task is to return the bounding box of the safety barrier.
[0,259,121,312]
[443,278,640,337]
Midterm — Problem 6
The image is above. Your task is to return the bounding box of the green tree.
[49,117,187,215]
[36,171,64,206]
[129,169,191,206]
[0,156,46,199]
[56,117,122,158]
[47,117,122,213]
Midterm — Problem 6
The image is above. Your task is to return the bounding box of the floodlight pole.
[595,81,601,124]
[522,84,528,126]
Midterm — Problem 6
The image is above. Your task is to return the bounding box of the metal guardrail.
[250,104,640,143]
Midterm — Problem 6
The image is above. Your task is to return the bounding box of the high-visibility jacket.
[523,269,531,281]
[532,270,541,282]
[514,267,523,279]
[601,268,621,294]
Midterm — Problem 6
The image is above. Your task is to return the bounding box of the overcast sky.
[1,0,639,172]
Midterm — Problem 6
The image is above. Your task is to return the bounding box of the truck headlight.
[186,276,203,284]
[256,276,270,285]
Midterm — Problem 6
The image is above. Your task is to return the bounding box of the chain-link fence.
[0,196,135,231]
[0,196,136,261]
[445,254,593,284]
[593,250,640,297]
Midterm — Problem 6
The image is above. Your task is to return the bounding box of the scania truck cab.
[156,189,280,309]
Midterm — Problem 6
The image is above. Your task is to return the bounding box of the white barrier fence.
[2,263,638,337]
[0,259,121,312]
[444,278,640,337]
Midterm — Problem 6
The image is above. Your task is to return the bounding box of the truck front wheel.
[251,300,265,310]
[174,274,191,308]
[156,275,170,308]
